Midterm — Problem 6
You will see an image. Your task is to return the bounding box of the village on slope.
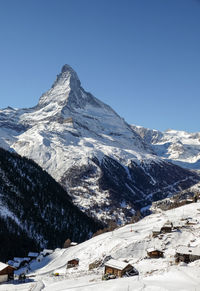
[1,193,200,290]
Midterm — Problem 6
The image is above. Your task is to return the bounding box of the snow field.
[1,202,200,290]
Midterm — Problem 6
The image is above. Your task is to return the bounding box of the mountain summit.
[0,65,199,223]
[38,64,82,109]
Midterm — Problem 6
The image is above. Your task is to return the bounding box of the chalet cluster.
[62,256,138,280]
[146,245,200,264]
[149,218,200,264]
[152,217,199,239]
[66,258,79,269]
[7,249,54,271]
[152,221,173,237]
[0,249,54,283]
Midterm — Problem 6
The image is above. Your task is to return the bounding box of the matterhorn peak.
[61,64,76,74]
[54,64,81,90]
[60,64,80,82]
[38,64,82,108]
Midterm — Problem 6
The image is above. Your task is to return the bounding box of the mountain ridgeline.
[131,125,200,170]
[0,148,103,262]
[0,65,200,225]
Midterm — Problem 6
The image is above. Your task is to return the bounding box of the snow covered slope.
[2,201,200,290]
[0,148,102,262]
[0,65,199,223]
[132,125,200,170]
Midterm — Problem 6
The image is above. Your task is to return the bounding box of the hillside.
[2,201,200,290]
[0,65,199,223]
[0,148,102,262]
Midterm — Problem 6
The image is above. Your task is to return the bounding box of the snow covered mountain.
[0,148,102,262]
[0,65,199,223]
[132,125,200,170]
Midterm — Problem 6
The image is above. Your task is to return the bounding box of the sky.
[0,0,200,132]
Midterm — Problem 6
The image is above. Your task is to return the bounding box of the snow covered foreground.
[2,203,200,290]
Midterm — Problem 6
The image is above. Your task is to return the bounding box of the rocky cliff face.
[0,65,199,223]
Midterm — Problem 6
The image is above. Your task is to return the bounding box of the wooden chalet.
[152,227,161,237]
[185,218,198,226]
[160,221,173,233]
[0,262,15,283]
[175,246,200,264]
[147,248,164,258]
[104,259,134,278]
[67,258,79,269]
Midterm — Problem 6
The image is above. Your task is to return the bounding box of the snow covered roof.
[176,246,200,256]
[152,227,161,232]
[186,218,198,223]
[7,260,14,266]
[28,252,39,257]
[68,258,79,262]
[14,257,30,263]
[40,249,54,256]
[173,222,184,227]
[162,222,172,227]
[13,262,21,268]
[105,259,131,270]
[162,220,173,226]
[147,248,163,253]
[0,262,15,271]
[0,262,9,271]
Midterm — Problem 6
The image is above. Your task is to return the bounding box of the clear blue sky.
[0,0,200,132]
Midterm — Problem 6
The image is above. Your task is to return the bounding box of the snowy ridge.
[132,125,200,170]
[0,65,151,180]
[0,65,199,223]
